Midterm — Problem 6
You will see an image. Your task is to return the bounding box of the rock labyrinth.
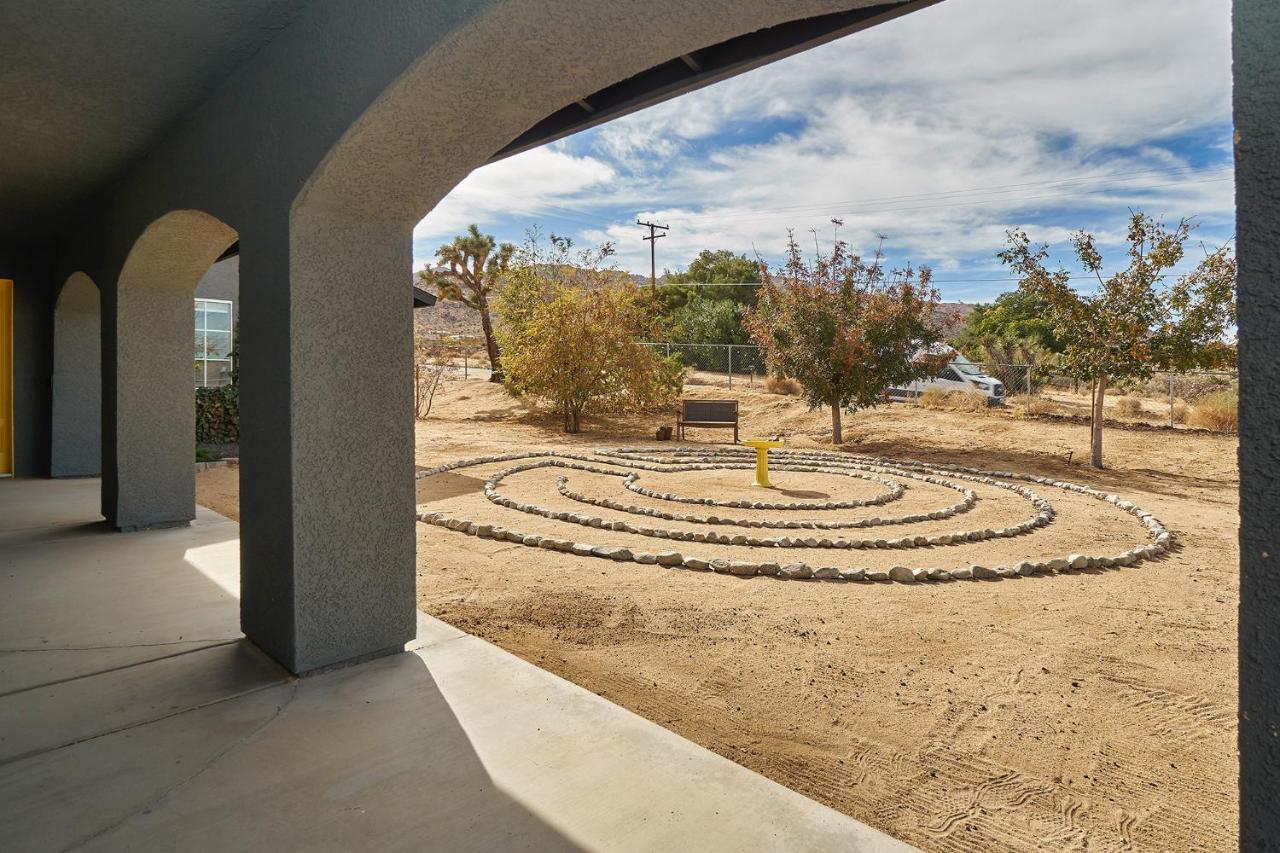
[416,446,1174,584]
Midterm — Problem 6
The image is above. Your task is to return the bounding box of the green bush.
[196,385,239,443]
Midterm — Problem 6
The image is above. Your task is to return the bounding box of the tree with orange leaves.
[744,232,943,445]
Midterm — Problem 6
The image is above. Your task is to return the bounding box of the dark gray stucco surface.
[195,255,240,306]
[1235,1,1280,848]
[109,211,236,530]
[0,241,54,478]
[0,1,309,242]
[51,273,102,477]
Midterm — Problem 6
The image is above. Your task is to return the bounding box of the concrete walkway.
[0,477,913,852]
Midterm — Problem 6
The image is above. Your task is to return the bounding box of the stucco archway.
[238,0,891,674]
[51,272,101,478]
[106,210,237,530]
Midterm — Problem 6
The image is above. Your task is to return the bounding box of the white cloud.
[414,0,1235,294]
[413,146,616,262]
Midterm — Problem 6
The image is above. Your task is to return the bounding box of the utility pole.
[637,219,669,294]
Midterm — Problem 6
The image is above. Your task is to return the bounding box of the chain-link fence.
[1035,370,1237,429]
[640,342,766,389]
[418,339,1237,431]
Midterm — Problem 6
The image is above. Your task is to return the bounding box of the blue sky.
[414,0,1235,304]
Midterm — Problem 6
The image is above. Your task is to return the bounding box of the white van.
[889,347,1006,406]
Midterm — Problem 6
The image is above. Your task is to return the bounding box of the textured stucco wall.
[109,211,235,529]
[195,255,239,305]
[50,273,101,478]
[1235,0,1280,848]
[0,241,54,478]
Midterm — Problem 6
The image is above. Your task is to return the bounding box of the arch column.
[51,273,101,478]
[237,212,416,674]
[105,211,236,530]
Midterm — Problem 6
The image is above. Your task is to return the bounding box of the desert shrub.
[946,391,990,412]
[1114,395,1146,419]
[195,385,239,443]
[1172,402,1189,424]
[1026,397,1060,416]
[917,389,987,412]
[1188,390,1238,432]
[496,268,683,433]
[917,387,948,408]
[765,375,803,396]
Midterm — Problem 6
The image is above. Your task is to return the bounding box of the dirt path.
[197,373,1239,851]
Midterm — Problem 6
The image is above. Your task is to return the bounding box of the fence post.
[1168,374,1174,427]
[727,344,733,389]
[1025,366,1031,416]
[463,353,468,380]
[666,343,671,358]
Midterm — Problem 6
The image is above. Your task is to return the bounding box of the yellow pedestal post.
[741,438,784,488]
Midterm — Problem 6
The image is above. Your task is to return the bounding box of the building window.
[195,298,233,387]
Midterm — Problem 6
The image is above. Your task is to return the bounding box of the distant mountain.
[935,302,976,339]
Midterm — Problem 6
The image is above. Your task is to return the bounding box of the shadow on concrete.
[0,650,585,851]
[0,478,583,851]
[0,478,244,696]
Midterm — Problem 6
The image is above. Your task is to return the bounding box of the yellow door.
[0,279,11,476]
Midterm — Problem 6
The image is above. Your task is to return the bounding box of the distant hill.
[934,302,976,339]
[415,273,977,344]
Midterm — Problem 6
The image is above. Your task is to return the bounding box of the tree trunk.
[563,404,580,434]
[830,399,843,446]
[1090,373,1107,468]
[478,306,503,383]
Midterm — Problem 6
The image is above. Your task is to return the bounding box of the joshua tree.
[418,224,513,382]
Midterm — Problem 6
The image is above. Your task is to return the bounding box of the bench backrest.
[680,399,738,423]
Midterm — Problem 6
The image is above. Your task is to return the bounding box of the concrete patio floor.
[0,477,912,852]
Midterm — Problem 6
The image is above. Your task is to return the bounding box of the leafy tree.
[951,289,1064,385]
[667,297,750,345]
[417,224,513,382]
[658,249,762,345]
[665,249,761,291]
[744,232,943,445]
[998,212,1236,467]
[496,234,683,433]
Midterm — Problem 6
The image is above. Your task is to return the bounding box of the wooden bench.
[676,399,738,443]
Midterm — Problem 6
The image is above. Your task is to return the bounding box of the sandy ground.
[194,463,240,521]
[198,372,1239,852]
